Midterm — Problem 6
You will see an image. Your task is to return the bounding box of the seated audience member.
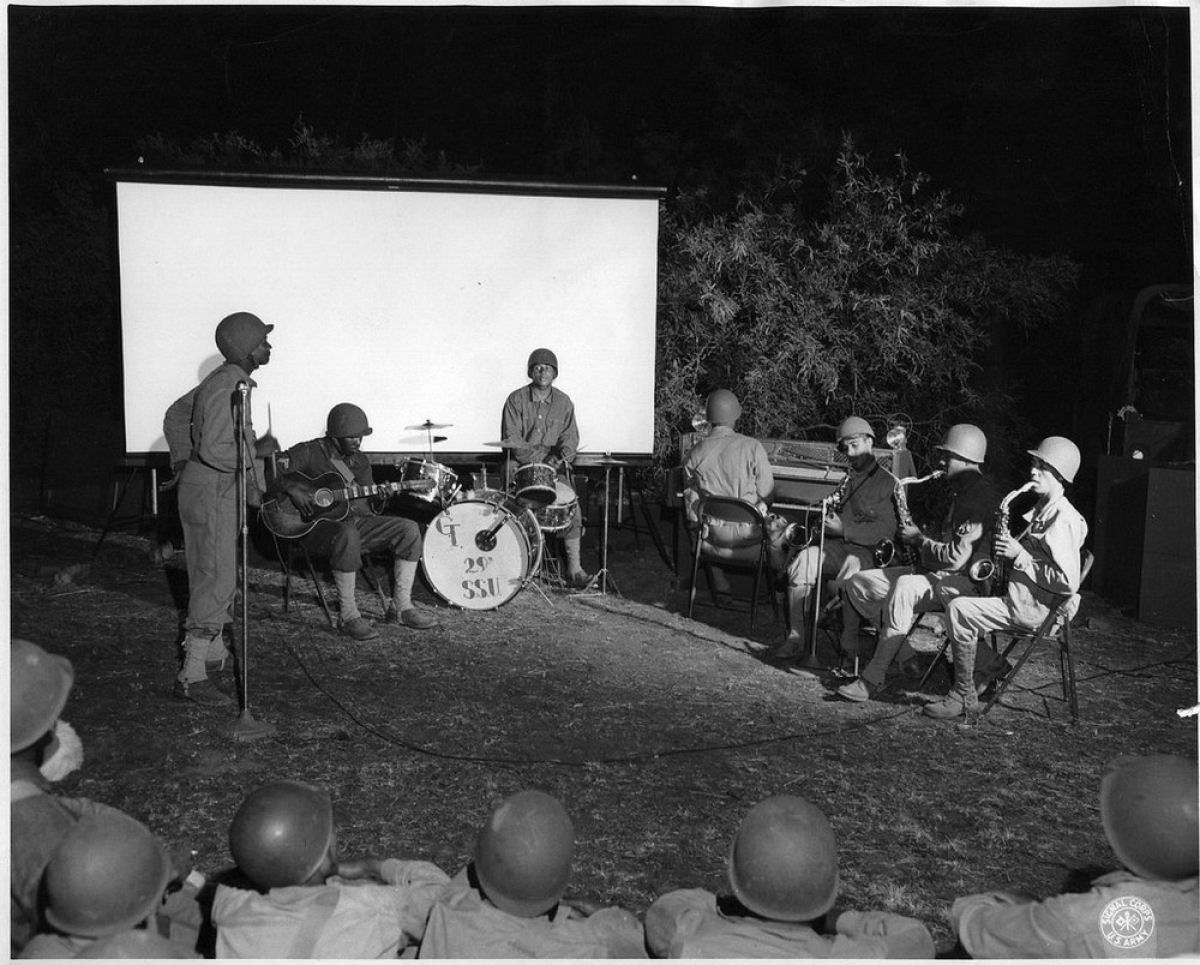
[682,389,775,601]
[419,789,646,958]
[925,436,1088,720]
[211,780,450,958]
[11,640,126,955]
[952,754,1199,957]
[644,795,935,958]
[271,403,439,640]
[21,811,190,958]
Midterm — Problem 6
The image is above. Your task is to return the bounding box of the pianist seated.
[769,417,899,664]
[682,389,775,601]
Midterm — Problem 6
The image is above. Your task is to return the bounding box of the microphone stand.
[794,495,831,672]
[231,381,276,741]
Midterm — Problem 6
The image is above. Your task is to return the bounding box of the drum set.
[396,422,580,611]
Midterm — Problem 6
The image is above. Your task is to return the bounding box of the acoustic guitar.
[260,470,435,538]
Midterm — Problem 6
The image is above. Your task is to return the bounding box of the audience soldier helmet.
[727,795,839,922]
[935,423,988,464]
[326,403,373,438]
[11,639,75,753]
[474,789,575,918]
[1028,436,1081,484]
[1100,754,1199,881]
[215,312,273,363]
[705,389,743,428]
[43,812,171,938]
[229,781,335,889]
[836,416,874,443]
[527,348,559,376]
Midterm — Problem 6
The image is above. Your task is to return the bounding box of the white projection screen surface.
[114,177,661,458]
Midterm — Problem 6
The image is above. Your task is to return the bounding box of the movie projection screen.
[113,176,661,458]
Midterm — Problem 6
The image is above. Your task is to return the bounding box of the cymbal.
[575,454,628,466]
[406,421,453,431]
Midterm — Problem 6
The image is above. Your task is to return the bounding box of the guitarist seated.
[270,403,439,640]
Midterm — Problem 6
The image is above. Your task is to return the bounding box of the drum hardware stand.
[578,457,624,597]
[231,382,276,742]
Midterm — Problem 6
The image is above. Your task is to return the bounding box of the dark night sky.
[7,2,1193,287]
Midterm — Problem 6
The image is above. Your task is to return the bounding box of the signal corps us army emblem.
[1099,895,1156,953]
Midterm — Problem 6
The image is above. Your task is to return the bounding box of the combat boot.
[923,632,979,720]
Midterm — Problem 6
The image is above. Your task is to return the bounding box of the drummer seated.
[502,347,592,590]
[273,403,439,640]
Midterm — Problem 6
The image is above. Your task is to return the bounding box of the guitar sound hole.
[314,491,334,509]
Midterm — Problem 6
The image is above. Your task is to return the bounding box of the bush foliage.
[656,137,1079,480]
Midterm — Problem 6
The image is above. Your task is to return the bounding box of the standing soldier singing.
[163,312,279,707]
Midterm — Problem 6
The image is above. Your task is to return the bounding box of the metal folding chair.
[686,496,775,630]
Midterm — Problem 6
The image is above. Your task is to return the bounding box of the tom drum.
[400,458,459,506]
[512,462,558,505]
[534,479,578,533]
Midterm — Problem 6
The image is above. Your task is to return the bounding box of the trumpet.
[873,471,945,567]
[968,481,1037,586]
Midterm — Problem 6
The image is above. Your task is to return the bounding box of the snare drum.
[534,479,578,533]
[421,494,543,610]
[512,462,557,505]
[400,458,459,506]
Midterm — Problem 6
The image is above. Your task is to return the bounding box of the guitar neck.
[333,480,405,502]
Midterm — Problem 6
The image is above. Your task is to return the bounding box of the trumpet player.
[923,436,1088,720]
[835,423,1000,702]
[770,417,898,664]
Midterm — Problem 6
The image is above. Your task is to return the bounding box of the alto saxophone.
[968,481,1037,586]
[874,471,945,567]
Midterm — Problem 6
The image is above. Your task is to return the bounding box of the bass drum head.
[421,497,543,610]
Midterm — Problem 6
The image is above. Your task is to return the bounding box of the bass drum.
[421,495,543,610]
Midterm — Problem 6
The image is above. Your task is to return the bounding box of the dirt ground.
[9,505,1198,956]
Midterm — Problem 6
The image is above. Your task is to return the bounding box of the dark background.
[7,3,1194,518]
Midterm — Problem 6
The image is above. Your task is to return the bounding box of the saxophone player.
[924,437,1088,720]
[770,417,899,664]
[835,424,1001,702]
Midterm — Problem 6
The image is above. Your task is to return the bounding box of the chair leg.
[749,547,764,630]
[983,635,1041,716]
[300,545,337,628]
[1061,624,1079,723]
[918,635,951,689]
[359,556,390,613]
[687,537,703,620]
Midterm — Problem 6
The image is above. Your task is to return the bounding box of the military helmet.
[474,789,575,918]
[326,402,373,438]
[936,423,987,464]
[727,795,839,922]
[527,348,559,375]
[836,416,875,443]
[215,312,273,363]
[43,812,172,938]
[1100,755,1199,881]
[11,639,75,753]
[705,389,743,427]
[229,781,335,890]
[1028,436,1081,484]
